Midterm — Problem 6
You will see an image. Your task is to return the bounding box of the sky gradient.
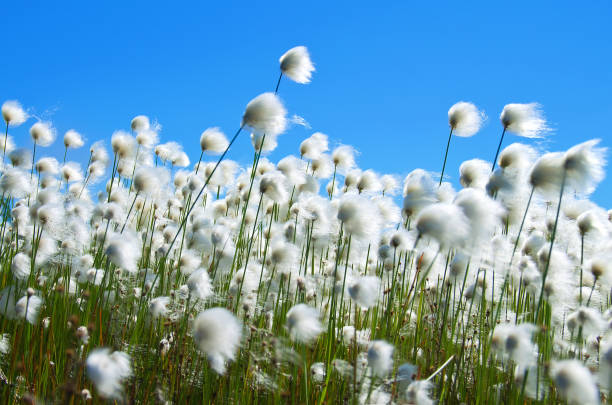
[2,1,611,206]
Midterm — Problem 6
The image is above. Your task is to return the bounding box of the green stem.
[491,127,507,172]
[534,170,566,322]
[439,128,453,185]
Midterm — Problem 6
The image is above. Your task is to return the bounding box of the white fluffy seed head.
[286,304,323,344]
[402,169,437,218]
[172,151,190,167]
[529,152,565,193]
[135,129,159,148]
[105,232,142,273]
[549,360,599,405]
[149,296,170,319]
[250,132,279,153]
[337,194,382,242]
[187,268,213,300]
[459,159,490,189]
[30,122,56,146]
[86,349,132,400]
[566,306,605,336]
[563,139,606,194]
[491,323,537,367]
[63,129,84,148]
[416,203,470,248]
[61,162,83,183]
[241,93,287,136]
[500,103,549,138]
[111,131,137,159]
[332,145,357,171]
[279,46,315,84]
[300,132,328,159]
[380,174,400,196]
[15,295,42,324]
[0,134,15,155]
[348,276,381,309]
[90,141,109,165]
[259,171,288,203]
[133,167,169,195]
[367,340,394,377]
[448,101,485,137]
[11,252,31,281]
[2,100,27,126]
[130,115,150,132]
[193,307,242,374]
[499,143,536,171]
[357,170,381,194]
[454,188,505,245]
[200,127,229,154]
[0,168,32,198]
[35,157,59,174]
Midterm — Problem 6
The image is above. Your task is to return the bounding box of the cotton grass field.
[0,46,611,404]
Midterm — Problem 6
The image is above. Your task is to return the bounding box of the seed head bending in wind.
[200,127,229,155]
[86,348,132,400]
[2,100,28,127]
[492,103,549,171]
[562,139,606,195]
[337,194,382,243]
[30,122,56,147]
[241,92,287,137]
[332,145,357,172]
[415,203,470,249]
[279,45,315,84]
[130,115,150,132]
[300,132,328,159]
[501,103,549,138]
[529,152,565,195]
[193,307,242,374]
[63,130,84,149]
[440,102,486,184]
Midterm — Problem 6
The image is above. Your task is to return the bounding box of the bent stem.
[426,355,455,382]
[439,128,454,186]
[121,191,140,233]
[165,126,244,258]
[510,186,535,264]
[2,121,8,164]
[491,127,507,172]
[534,170,567,322]
[274,72,283,94]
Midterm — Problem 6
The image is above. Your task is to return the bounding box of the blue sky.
[2,1,611,206]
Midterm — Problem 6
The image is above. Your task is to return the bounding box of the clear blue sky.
[2,1,611,207]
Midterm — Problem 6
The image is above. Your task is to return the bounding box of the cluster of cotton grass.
[0,46,610,404]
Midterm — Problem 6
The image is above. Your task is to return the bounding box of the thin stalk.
[195,150,204,174]
[426,355,455,382]
[165,126,244,258]
[586,277,597,306]
[274,72,283,94]
[30,142,37,180]
[491,127,507,172]
[439,128,453,185]
[510,186,534,264]
[2,121,8,164]
[534,170,567,321]
[580,233,585,304]
[121,191,140,233]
